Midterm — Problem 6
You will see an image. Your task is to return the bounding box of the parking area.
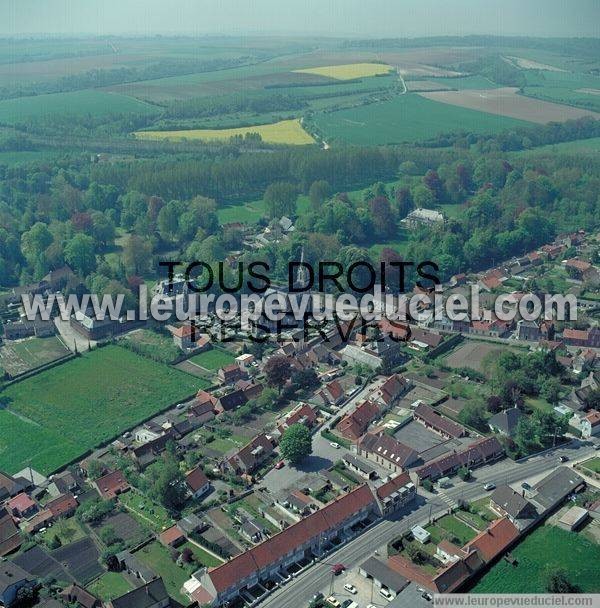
[325,569,433,608]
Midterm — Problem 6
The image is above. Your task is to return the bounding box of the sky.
[1,0,598,38]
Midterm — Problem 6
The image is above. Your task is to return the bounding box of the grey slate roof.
[490,485,535,518]
[111,578,169,608]
[488,407,523,435]
[0,561,31,593]
[359,556,410,593]
[532,467,585,511]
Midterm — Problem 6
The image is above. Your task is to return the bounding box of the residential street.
[259,439,599,607]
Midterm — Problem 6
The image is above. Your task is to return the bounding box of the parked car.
[330,442,341,449]
[343,583,357,595]
[379,588,394,600]
[521,481,532,491]
[422,592,433,601]
[483,483,496,491]
[331,563,346,575]
[326,596,341,607]
[274,460,285,470]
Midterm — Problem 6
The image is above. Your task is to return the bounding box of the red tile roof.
[360,433,418,469]
[415,437,503,481]
[465,517,519,563]
[563,328,589,342]
[377,374,409,405]
[186,467,209,492]
[160,525,185,546]
[337,400,380,440]
[95,470,130,499]
[376,472,412,500]
[0,507,21,556]
[205,485,376,593]
[565,258,592,272]
[8,492,36,515]
[414,403,466,438]
[46,493,78,518]
[278,403,317,433]
[585,410,600,427]
[325,380,344,402]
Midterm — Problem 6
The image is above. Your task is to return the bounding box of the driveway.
[261,380,385,494]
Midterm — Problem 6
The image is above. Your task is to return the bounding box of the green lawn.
[470,497,501,522]
[428,514,479,545]
[313,93,533,145]
[181,541,224,568]
[189,348,236,371]
[472,525,600,593]
[87,572,133,601]
[134,541,190,604]
[119,490,174,532]
[40,517,86,547]
[119,329,181,364]
[0,345,201,474]
[581,457,600,474]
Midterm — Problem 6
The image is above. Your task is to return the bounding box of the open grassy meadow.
[135,118,314,145]
[0,345,202,474]
[0,89,159,124]
[472,525,600,593]
[313,93,533,145]
[87,572,134,601]
[294,62,393,80]
[189,348,236,371]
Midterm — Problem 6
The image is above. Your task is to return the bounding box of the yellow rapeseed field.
[134,118,315,145]
[293,62,393,80]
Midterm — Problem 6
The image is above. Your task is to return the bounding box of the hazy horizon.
[1,0,598,38]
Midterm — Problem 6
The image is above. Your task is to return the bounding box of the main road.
[259,439,599,607]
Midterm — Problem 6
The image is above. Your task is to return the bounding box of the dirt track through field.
[419,87,600,124]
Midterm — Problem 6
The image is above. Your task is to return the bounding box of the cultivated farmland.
[293,62,393,80]
[135,118,315,145]
[0,345,202,474]
[312,93,532,145]
[419,87,600,124]
[0,89,159,124]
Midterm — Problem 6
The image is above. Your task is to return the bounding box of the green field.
[522,70,600,112]
[472,525,600,593]
[87,572,134,601]
[514,136,600,156]
[581,457,600,474]
[217,193,311,225]
[134,541,190,604]
[0,345,202,474]
[0,89,159,124]
[189,348,236,371]
[313,93,533,145]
